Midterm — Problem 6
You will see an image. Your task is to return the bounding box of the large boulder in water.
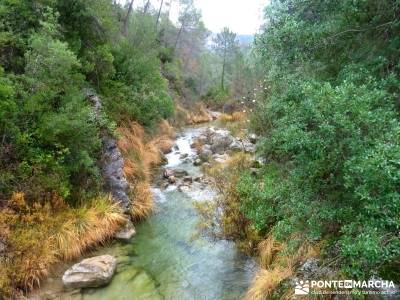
[62,255,117,289]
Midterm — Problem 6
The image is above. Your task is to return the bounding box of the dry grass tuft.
[55,196,126,261]
[218,111,247,123]
[157,119,175,138]
[258,235,283,269]
[231,111,247,121]
[189,104,213,124]
[152,136,174,154]
[174,103,212,125]
[129,181,154,221]
[246,235,321,300]
[0,193,125,297]
[246,267,293,300]
[117,121,174,220]
[118,122,162,182]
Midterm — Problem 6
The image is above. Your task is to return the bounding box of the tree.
[123,0,135,36]
[173,0,201,53]
[143,0,151,13]
[155,0,164,29]
[213,27,238,90]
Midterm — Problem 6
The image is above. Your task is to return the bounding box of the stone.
[85,92,130,213]
[178,185,190,192]
[163,168,173,179]
[101,135,130,212]
[62,255,117,289]
[194,176,202,182]
[115,221,136,242]
[183,176,193,183]
[174,169,189,177]
[213,153,229,164]
[168,176,176,184]
[210,133,234,154]
[243,141,256,153]
[249,133,258,144]
[199,149,212,161]
[180,153,189,159]
[229,141,242,152]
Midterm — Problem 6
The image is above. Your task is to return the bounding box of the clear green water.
[35,127,256,300]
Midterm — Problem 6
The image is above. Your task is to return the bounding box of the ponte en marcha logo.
[295,279,397,296]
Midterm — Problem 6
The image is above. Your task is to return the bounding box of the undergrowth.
[0,193,125,298]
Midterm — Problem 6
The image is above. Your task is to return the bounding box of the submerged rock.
[62,255,117,289]
[115,221,136,242]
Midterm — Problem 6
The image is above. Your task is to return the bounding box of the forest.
[0,0,399,299]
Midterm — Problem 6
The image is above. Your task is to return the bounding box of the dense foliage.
[0,0,175,204]
[244,0,400,279]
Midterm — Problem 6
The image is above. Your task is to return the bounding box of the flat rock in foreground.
[62,255,117,289]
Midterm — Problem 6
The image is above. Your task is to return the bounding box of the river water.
[33,126,256,300]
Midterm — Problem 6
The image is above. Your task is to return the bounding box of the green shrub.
[245,0,400,279]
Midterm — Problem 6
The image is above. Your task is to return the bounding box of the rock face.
[85,90,131,212]
[62,255,117,289]
[102,135,131,212]
[115,220,136,242]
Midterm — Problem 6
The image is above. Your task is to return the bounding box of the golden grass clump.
[157,119,176,138]
[246,236,321,300]
[129,181,154,221]
[0,193,125,298]
[117,121,175,220]
[118,122,162,182]
[246,267,293,300]
[218,113,234,123]
[258,235,283,269]
[189,105,213,124]
[218,111,247,124]
[55,196,126,261]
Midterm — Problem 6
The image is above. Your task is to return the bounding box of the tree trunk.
[155,0,164,30]
[173,22,184,53]
[221,41,227,90]
[123,0,135,36]
[143,0,151,14]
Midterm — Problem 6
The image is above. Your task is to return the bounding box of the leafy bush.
[245,0,400,279]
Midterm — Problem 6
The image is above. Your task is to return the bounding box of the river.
[33,126,256,300]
